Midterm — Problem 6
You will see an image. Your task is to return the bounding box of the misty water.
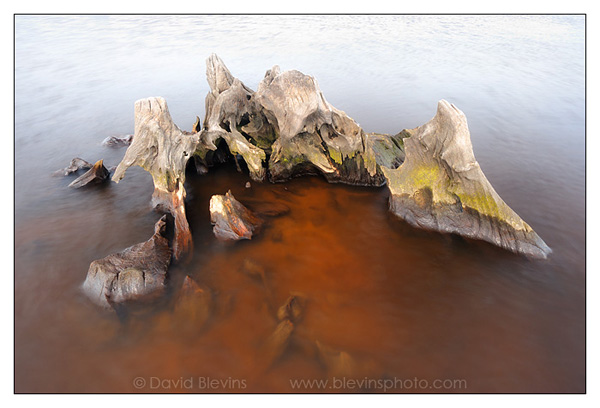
[15,15,585,392]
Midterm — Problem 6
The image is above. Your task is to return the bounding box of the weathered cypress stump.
[68,159,110,188]
[381,100,551,258]
[200,54,267,181]
[83,215,172,308]
[209,190,262,241]
[253,66,384,185]
[112,97,198,262]
[83,55,551,312]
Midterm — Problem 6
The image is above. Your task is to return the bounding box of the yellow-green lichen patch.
[327,146,343,165]
[454,190,530,231]
[388,164,454,204]
[385,162,530,231]
[361,146,379,177]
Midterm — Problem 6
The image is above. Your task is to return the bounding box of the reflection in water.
[14,15,584,393]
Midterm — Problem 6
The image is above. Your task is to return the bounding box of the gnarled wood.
[68,159,110,188]
[381,100,551,258]
[112,97,198,261]
[102,134,133,148]
[83,215,172,309]
[209,190,262,241]
[254,67,384,185]
[200,54,267,181]
[54,157,92,177]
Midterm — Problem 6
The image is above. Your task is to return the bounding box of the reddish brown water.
[15,161,584,393]
[15,15,584,393]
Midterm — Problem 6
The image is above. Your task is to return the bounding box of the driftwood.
[197,55,385,186]
[102,134,133,148]
[365,132,406,169]
[54,157,92,176]
[68,159,110,188]
[82,215,172,308]
[254,66,383,185]
[83,54,550,312]
[209,190,262,241]
[381,100,551,259]
[112,97,198,262]
[199,54,267,181]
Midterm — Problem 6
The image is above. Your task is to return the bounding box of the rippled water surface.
[14,15,585,393]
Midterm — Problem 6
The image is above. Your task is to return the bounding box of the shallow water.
[14,15,585,393]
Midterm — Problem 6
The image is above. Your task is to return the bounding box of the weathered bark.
[199,54,267,181]
[253,67,384,186]
[381,100,551,259]
[54,157,92,176]
[112,97,198,261]
[209,190,262,241]
[365,131,406,169]
[152,182,191,260]
[68,159,110,188]
[82,215,172,309]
